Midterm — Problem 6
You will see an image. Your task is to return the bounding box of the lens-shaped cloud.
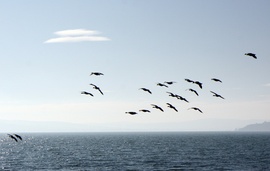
[44,29,110,43]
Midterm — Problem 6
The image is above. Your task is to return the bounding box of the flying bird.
[176,95,189,103]
[139,88,152,94]
[139,109,151,113]
[157,83,168,88]
[194,81,203,89]
[125,111,138,115]
[13,134,22,141]
[90,72,104,76]
[185,79,194,83]
[245,53,257,59]
[211,78,222,83]
[151,104,164,112]
[167,92,177,98]
[164,81,176,85]
[90,84,104,95]
[186,88,199,96]
[210,91,225,99]
[188,107,203,113]
[166,103,178,112]
[7,134,18,142]
[81,91,94,96]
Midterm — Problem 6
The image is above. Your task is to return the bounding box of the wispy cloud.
[44,29,110,43]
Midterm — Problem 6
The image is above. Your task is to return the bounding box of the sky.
[0,0,270,132]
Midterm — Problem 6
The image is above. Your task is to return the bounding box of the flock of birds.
[7,133,22,142]
[80,53,257,117]
[82,71,213,114]
[125,77,223,115]
[81,72,105,97]
[5,53,257,142]
[124,53,257,115]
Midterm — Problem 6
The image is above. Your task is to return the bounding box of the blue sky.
[0,1,269,132]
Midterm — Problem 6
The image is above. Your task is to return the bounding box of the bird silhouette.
[210,91,225,99]
[125,111,138,115]
[90,72,104,76]
[151,104,164,112]
[186,88,199,96]
[166,103,178,112]
[139,109,151,113]
[157,83,168,88]
[194,81,203,89]
[13,134,22,141]
[167,92,176,98]
[185,79,194,83]
[245,53,257,59]
[90,84,104,95]
[7,134,18,142]
[81,91,94,96]
[139,88,152,94]
[176,95,189,103]
[188,107,203,113]
[211,78,222,83]
[164,81,176,85]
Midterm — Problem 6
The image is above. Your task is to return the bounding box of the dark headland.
[236,121,270,132]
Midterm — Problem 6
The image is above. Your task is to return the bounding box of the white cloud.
[45,36,110,43]
[44,29,110,43]
[55,29,99,36]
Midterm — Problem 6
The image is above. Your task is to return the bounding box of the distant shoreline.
[235,121,270,132]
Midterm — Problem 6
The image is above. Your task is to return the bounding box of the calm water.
[0,132,269,170]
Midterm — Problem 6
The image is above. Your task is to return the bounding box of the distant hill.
[236,122,270,132]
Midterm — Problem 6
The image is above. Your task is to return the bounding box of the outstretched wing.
[14,134,22,141]
[98,88,104,95]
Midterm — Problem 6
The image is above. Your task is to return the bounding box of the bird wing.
[157,83,168,87]
[197,108,203,113]
[8,134,18,142]
[187,89,198,96]
[158,107,164,112]
[141,109,150,112]
[82,91,93,96]
[88,92,94,96]
[166,103,172,106]
[152,105,163,112]
[167,104,177,112]
[197,82,203,89]
[210,91,217,95]
[251,54,257,59]
[167,92,174,96]
[90,83,97,87]
[245,53,257,59]
[14,134,22,140]
[141,88,151,94]
[91,72,103,75]
[193,90,199,96]
[185,79,194,83]
[97,88,104,95]
[173,107,178,112]
[218,95,225,99]
[212,78,222,82]
[183,98,189,103]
